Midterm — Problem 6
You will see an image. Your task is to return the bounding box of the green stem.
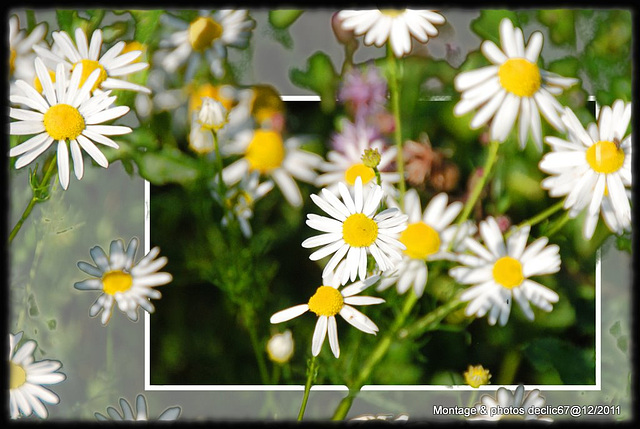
[212,132,227,199]
[244,310,270,385]
[387,46,406,206]
[505,200,565,239]
[9,155,58,244]
[399,295,465,340]
[447,140,500,252]
[545,210,571,237]
[331,291,419,420]
[297,355,318,421]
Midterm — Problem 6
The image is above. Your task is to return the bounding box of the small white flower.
[159,10,254,79]
[378,190,476,297]
[266,330,295,364]
[198,97,228,130]
[9,332,66,419]
[450,217,560,326]
[337,9,445,57]
[74,237,173,325]
[270,266,384,358]
[350,413,409,421]
[302,177,408,285]
[8,15,47,88]
[9,58,132,189]
[453,18,579,150]
[34,27,150,94]
[95,394,181,421]
[539,101,632,239]
[222,128,322,207]
[471,385,552,421]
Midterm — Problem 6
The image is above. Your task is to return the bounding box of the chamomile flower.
[34,27,150,94]
[464,364,492,388]
[539,101,632,239]
[377,190,476,297]
[221,128,322,207]
[317,119,400,201]
[302,177,408,285]
[471,385,552,421]
[337,9,445,57]
[8,15,47,89]
[160,10,255,79]
[450,217,560,326]
[9,58,132,189]
[95,394,181,421]
[269,268,384,358]
[9,332,66,419]
[74,237,173,325]
[453,18,579,150]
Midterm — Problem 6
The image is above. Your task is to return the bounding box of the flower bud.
[198,97,228,131]
[266,330,294,364]
[361,148,381,169]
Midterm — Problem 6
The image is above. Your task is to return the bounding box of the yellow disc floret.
[33,69,57,94]
[10,48,17,75]
[498,58,541,97]
[379,9,405,17]
[308,285,344,317]
[345,163,376,186]
[399,221,441,259]
[188,83,235,116]
[121,40,145,62]
[586,140,625,174]
[343,213,378,247]
[102,270,134,295]
[72,59,108,92]
[245,130,286,173]
[188,17,223,52]
[43,104,85,141]
[492,256,524,289]
[251,85,285,123]
[9,362,27,390]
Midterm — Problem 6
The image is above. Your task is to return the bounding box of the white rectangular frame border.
[143,95,602,393]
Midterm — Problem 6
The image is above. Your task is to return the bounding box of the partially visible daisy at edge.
[453,18,579,150]
[539,100,632,240]
[270,261,385,358]
[33,27,150,94]
[302,176,408,285]
[95,394,181,421]
[159,10,255,80]
[221,127,322,207]
[470,385,552,421]
[9,15,47,92]
[9,332,66,419]
[377,189,476,297]
[9,58,132,189]
[74,237,173,325]
[337,9,445,57]
[450,217,561,326]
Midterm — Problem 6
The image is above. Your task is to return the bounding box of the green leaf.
[130,10,163,44]
[470,10,519,45]
[538,10,576,46]
[524,337,595,384]
[56,10,78,33]
[100,21,128,44]
[134,148,201,185]
[268,10,304,29]
[290,52,339,113]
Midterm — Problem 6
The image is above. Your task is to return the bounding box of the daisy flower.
[74,237,173,325]
[33,27,150,94]
[269,267,384,358]
[160,10,255,79]
[95,394,181,421]
[539,100,632,239]
[453,18,579,150]
[9,58,132,189]
[221,128,322,207]
[377,190,476,297]
[9,332,66,419]
[338,64,388,122]
[8,15,47,88]
[471,385,552,421]
[317,119,400,200]
[337,9,445,57]
[302,176,408,285]
[450,217,561,326]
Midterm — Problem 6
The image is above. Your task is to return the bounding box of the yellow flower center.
[188,83,235,116]
[343,213,378,247]
[492,256,524,289]
[308,286,344,317]
[344,163,376,186]
[33,69,57,94]
[586,140,625,174]
[399,222,441,259]
[43,104,85,141]
[251,85,285,123]
[72,59,108,92]
[122,40,145,62]
[10,48,17,75]
[188,17,223,52]
[10,362,27,390]
[498,58,541,97]
[464,364,491,388]
[102,270,134,295]
[245,130,286,173]
[379,9,405,17]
